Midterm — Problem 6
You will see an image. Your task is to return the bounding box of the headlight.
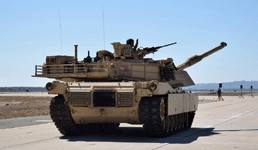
[46,82,54,90]
[149,81,157,91]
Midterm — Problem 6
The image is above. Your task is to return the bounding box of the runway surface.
[0,95,257,150]
[0,115,51,129]
[0,92,55,97]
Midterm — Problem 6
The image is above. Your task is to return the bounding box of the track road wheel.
[151,97,166,137]
[174,115,178,130]
[50,95,87,136]
[140,97,169,137]
[169,115,175,132]
[184,113,189,127]
[177,114,181,130]
[159,98,166,131]
[181,113,185,128]
[187,112,195,129]
[165,115,170,134]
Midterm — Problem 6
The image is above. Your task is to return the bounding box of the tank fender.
[47,81,67,95]
[167,93,198,116]
[154,82,175,95]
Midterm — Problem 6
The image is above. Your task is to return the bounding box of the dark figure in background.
[217,88,223,101]
[217,88,221,98]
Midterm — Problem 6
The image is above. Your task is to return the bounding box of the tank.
[32,39,227,137]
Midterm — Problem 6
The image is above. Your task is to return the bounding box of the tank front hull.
[48,80,198,137]
[69,105,140,124]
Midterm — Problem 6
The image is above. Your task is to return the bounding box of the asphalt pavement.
[0,115,51,129]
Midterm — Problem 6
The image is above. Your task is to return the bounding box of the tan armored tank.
[33,39,227,137]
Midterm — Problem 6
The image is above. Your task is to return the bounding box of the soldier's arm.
[133,39,138,51]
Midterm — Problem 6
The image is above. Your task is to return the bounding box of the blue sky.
[0,0,257,86]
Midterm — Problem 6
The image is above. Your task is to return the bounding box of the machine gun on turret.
[136,42,177,58]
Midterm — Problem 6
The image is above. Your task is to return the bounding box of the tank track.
[139,96,195,137]
[50,95,87,136]
[50,95,120,136]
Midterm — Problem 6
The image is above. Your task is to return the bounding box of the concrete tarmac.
[0,92,56,97]
[0,115,51,129]
[0,96,257,150]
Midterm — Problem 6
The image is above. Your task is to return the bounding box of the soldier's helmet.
[126,38,134,47]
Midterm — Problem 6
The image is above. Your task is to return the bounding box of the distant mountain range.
[0,81,257,92]
[184,80,258,91]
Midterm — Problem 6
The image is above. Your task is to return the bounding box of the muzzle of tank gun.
[74,45,78,63]
[200,42,227,58]
[177,42,227,70]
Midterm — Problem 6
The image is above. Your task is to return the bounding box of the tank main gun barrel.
[177,42,227,70]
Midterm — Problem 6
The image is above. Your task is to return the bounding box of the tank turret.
[33,40,227,87]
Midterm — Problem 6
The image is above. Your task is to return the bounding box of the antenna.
[102,5,105,50]
[59,10,63,54]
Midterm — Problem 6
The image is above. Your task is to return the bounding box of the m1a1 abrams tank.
[32,39,227,137]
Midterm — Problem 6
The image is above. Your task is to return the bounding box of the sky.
[0,0,257,87]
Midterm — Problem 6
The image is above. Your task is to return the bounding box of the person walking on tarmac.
[217,88,224,101]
